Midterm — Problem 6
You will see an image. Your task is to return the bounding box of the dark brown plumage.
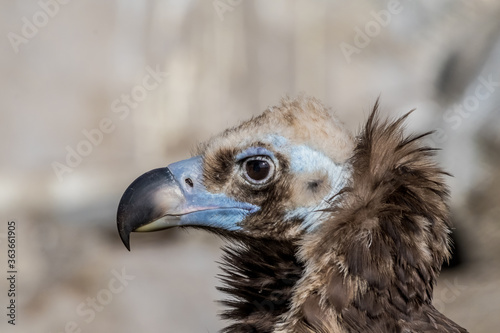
[117,97,467,332]
[276,101,466,332]
[218,238,302,332]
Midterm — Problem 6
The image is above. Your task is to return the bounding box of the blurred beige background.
[1,1,500,332]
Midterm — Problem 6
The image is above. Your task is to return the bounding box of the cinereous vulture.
[117,96,467,333]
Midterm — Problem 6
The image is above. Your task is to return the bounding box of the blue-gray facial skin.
[118,133,349,249]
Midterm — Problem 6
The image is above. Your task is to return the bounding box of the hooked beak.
[117,156,259,250]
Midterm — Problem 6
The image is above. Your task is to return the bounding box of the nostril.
[185,178,194,188]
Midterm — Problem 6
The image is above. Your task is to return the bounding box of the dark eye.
[242,156,275,185]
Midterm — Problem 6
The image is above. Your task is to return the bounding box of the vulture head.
[118,97,353,244]
[117,97,467,332]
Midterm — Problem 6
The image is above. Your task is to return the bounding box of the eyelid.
[240,155,273,169]
[235,147,275,162]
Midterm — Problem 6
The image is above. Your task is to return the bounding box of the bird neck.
[218,237,303,333]
[273,106,465,332]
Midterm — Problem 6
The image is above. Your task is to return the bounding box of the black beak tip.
[120,231,131,251]
[122,238,131,252]
[117,216,132,251]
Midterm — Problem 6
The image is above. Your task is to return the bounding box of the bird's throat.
[218,238,303,333]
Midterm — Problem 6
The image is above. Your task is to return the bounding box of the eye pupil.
[245,160,270,181]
